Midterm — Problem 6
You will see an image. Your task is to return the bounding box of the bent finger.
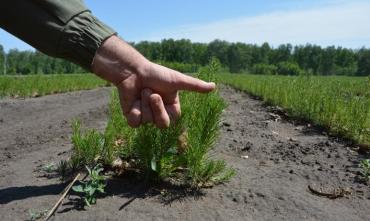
[127,100,142,128]
[165,102,181,122]
[141,88,153,124]
[116,76,140,115]
[150,94,170,129]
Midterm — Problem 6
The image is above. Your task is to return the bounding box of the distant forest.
[0,39,369,76]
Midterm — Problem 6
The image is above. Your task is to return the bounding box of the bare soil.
[0,86,369,221]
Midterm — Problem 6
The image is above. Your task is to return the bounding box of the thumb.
[175,73,216,93]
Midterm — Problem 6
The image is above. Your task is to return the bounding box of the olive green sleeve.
[0,0,116,71]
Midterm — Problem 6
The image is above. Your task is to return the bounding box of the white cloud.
[147,1,370,48]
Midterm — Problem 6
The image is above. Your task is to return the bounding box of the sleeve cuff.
[58,12,116,71]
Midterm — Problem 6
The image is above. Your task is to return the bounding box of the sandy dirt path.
[0,86,369,221]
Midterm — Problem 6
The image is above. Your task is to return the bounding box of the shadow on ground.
[1,172,205,213]
[59,173,205,213]
[0,183,67,204]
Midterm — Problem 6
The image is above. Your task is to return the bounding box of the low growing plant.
[42,162,57,173]
[72,164,106,207]
[359,159,370,182]
[28,208,48,221]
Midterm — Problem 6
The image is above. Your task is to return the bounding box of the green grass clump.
[63,60,234,188]
[70,121,106,169]
[0,74,108,98]
[220,74,370,146]
[56,121,107,178]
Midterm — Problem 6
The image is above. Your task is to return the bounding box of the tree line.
[0,40,369,76]
[0,45,86,75]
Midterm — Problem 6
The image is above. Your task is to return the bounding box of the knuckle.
[127,110,141,128]
[131,108,141,117]
[142,88,153,97]
[118,80,132,91]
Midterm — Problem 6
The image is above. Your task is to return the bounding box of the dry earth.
[0,86,369,221]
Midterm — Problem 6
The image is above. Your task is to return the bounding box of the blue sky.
[0,0,369,51]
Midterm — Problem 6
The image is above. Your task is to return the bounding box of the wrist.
[91,35,150,85]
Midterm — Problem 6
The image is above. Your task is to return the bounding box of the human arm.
[0,0,215,128]
[0,0,115,70]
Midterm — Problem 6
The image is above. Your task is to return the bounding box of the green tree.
[161,39,194,63]
[0,44,4,74]
[207,40,230,66]
[0,40,365,76]
[192,43,208,66]
[357,48,370,76]
[270,44,292,64]
[135,41,162,61]
[276,61,303,75]
[319,46,337,75]
[293,44,321,74]
[227,43,252,73]
[334,47,357,75]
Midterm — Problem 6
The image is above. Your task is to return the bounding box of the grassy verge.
[0,74,108,98]
[219,74,370,146]
[61,61,234,191]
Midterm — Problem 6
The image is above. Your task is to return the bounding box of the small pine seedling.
[57,159,72,179]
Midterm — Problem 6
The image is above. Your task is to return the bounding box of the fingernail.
[208,82,216,88]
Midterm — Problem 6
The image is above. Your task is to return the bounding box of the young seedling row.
[220,74,370,146]
[0,74,108,98]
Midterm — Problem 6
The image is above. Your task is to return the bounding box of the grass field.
[219,74,370,145]
[0,74,108,98]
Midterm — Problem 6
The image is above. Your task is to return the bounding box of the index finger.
[174,72,216,93]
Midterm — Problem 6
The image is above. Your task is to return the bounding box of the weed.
[28,208,48,221]
[359,159,370,182]
[42,162,56,173]
[72,164,106,207]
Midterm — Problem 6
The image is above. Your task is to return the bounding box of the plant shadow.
[111,176,205,206]
[0,183,67,204]
[58,172,205,213]
[1,172,205,213]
